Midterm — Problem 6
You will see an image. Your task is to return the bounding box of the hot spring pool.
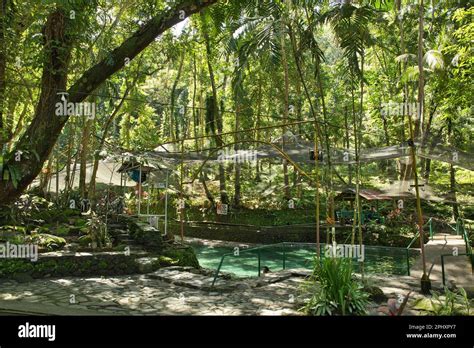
[191,243,417,278]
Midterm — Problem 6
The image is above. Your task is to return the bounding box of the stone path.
[0,268,306,316]
[0,267,452,316]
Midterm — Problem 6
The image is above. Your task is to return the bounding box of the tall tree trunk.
[447,118,459,220]
[397,0,412,181]
[422,101,438,181]
[344,105,352,184]
[200,11,228,205]
[192,54,199,150]
[89,86,130,199]
[449,163,459,220]
[356,49,365,259]
[280,20,291,201]
[288,24,323,256]
[79,117,92,199]
[38,155,54,197]
[350,82,360,246]
[233,101,241,208]
[64,120,76,203]
[170,52,185,141]
[0,9,72,204]
[411,0,430,293]
[254,75,263,182]
[416,0,425,138]
[0,0,7,151]
[380,102,390,147]
[316,67,335,237]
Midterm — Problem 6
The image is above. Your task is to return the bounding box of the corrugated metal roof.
[336,188,391,201]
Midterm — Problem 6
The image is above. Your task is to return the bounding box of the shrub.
[78,213,111,249]
[28,233,66,251]
[301,257,369,316]
[414,287,472,315]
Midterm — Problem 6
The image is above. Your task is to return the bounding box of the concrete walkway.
[410,233,473,290]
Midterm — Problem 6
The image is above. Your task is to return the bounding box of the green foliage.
[2,0,472,229]
[0,260,35,277]
[414,287,472,316]
[79,213,111,250]
[162,246,200,268]
[28,233,66,251]
[302,257,369,316]
[127,104,161,150]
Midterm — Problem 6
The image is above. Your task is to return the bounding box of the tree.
[0,0,218,206]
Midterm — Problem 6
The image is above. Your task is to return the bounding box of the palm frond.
[424,49,445,71]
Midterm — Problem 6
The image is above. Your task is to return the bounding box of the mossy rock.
[128,220,163,249]
[29,233,66,251]
[363,285,387,303]
[162,246,200,268]
[158,255,179,267]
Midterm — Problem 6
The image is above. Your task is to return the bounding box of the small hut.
[335,188,391,224]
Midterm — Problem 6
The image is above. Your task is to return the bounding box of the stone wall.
[0,251,144,281]
[170,222,352,244]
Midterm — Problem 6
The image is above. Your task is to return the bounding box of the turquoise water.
[191,243,416,278]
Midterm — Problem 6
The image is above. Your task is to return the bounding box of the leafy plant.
[28,233,66,251]
[301,257,369,316]
[414,287,472,315]
[79,213,112,250]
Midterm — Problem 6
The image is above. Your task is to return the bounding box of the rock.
[126,218,163,249]
[234,282,251,290]
[363,285,387,303]
[135,257,160,274]
[64,243,80,252]
[162,246,200,269]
